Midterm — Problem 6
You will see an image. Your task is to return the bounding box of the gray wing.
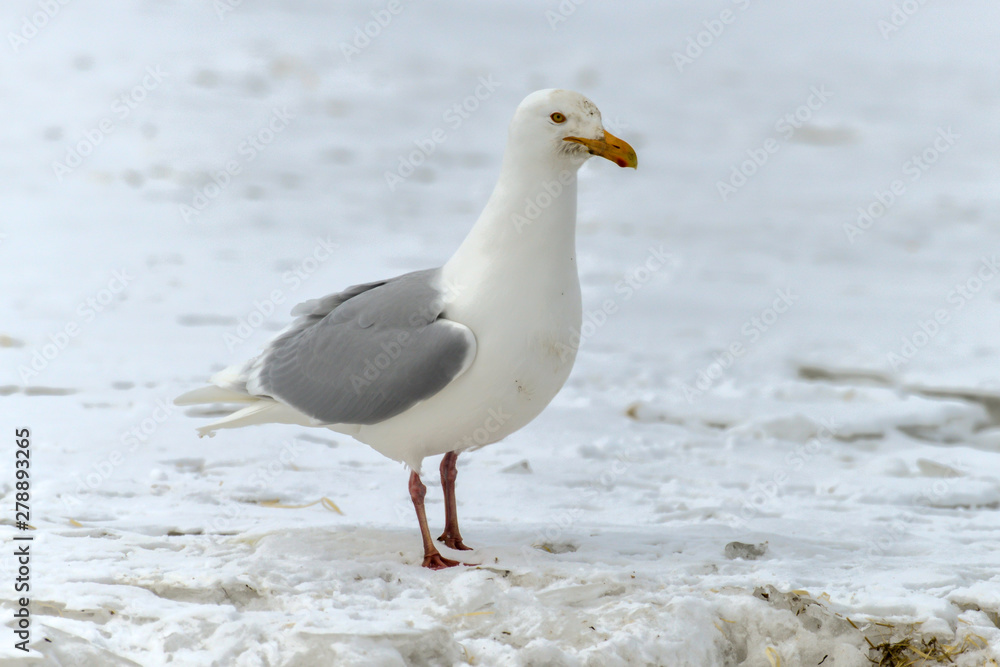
[246,268,475,425]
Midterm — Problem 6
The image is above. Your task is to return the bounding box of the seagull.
[176,88,637,569]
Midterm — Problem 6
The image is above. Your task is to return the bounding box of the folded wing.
[244,268,476,425]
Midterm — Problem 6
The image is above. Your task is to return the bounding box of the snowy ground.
[3,0,1000,664]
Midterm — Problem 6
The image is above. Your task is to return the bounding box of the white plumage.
[176,88,637,568]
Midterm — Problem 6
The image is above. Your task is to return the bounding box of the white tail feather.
[195,399,320,438]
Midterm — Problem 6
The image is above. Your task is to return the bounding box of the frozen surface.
[2,0,1000,664]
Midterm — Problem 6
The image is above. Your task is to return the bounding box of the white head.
[505,89,637,172]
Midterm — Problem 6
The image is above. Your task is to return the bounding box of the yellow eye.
[550,112,566,124]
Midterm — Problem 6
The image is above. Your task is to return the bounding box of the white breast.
[351,257,582,471]
[350,143,585,471]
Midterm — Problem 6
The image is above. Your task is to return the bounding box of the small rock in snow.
[724,541,769,560]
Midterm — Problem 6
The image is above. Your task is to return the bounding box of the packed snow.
[2,0,999,664]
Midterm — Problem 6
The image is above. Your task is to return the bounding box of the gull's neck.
[444,148,580,288]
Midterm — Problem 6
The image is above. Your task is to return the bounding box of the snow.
[3,0,1000,664]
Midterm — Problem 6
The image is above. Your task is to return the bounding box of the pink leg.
[437,451,472,551]
[409,471,459,569]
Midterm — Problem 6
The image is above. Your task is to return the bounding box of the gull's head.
[507,89,637,171]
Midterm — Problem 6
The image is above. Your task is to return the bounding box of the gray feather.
[252,268,474,425]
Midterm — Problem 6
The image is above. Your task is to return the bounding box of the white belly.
[350,268,583,471]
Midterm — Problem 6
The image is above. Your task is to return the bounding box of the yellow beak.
[563,129,638,169]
